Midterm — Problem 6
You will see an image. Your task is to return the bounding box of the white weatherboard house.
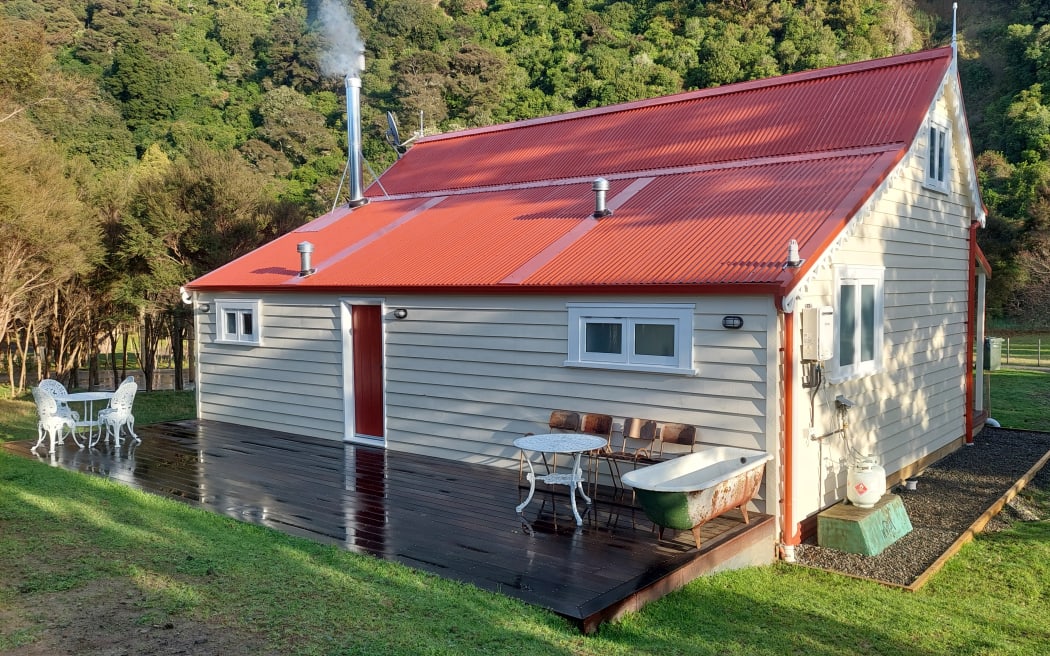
[186,45,990,556]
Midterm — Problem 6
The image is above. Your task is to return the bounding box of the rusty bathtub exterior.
[620,447,772,549]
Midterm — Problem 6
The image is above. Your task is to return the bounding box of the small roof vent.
[297,241,316,277]
[592,178,612,218]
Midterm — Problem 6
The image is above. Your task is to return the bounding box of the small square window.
[215,299,262,345]
[567,304,695,375]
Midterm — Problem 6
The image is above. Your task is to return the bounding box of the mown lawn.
[1,376,1048,654]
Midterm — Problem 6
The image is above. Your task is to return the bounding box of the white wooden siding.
[196,291,779,512]
[381,294,776,461]
[197,294,345,440]
[791,90,977,517]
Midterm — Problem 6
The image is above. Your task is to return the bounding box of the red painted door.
[351,305,384,439]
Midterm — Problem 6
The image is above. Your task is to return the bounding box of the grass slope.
[1,378,1048,654]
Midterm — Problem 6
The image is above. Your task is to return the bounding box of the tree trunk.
[107,328,119,389]
[140,314,161,392]
[16,325,31,392]
[120,332,129,380]
[4,337,14,399]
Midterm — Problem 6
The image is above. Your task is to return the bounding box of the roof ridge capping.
[418,46,954,144]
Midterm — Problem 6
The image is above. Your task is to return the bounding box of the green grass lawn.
[989,369,1050,432]
[2,377,1049,654]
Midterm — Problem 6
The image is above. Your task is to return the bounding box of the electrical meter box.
[801,306,835,362]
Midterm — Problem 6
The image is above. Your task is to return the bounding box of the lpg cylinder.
[846,455,886,508]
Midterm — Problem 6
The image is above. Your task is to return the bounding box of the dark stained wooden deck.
[3,420,774,632]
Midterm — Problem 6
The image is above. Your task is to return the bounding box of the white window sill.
[564,361,698,376]
[214,339,262,346]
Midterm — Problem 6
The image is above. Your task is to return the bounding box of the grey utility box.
[984,337,1004,371]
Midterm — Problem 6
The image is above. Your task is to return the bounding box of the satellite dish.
[384,111,417,158]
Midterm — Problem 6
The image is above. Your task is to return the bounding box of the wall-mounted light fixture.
[722,315,744,329]
[392,308,408,319]
[199,303,211,313]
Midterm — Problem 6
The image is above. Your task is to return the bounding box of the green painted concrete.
[817,494,913,556]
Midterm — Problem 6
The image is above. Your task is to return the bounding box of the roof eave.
[186,282,785,297]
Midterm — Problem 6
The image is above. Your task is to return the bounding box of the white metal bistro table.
[55,391,114,448]
[514,433,607,526]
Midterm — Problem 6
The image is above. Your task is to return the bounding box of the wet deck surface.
[4,419,771,630]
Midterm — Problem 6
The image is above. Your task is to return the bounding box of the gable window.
[216,299,262,345]
[834,266,884,380]
[567,303,695,375]
[924,118,951,193]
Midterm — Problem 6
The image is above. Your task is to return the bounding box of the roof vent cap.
[784,239,804,269]
[592,178,612,218]
[297,241,316,277]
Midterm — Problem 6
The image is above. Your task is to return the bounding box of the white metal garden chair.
[97,377,139,448]
[37,379,79,422]
[32,386,78,454]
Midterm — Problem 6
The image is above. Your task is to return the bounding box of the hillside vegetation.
[1,0,1048,392]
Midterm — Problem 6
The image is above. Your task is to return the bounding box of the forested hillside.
[1,0,1048,392]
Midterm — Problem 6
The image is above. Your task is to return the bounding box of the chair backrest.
[32,386,59,420]
[37,379,69,399]
[110,378,138,412]
[656,423,698,457]
[619,417,658,454]
[547,410,581,433]
[580,413,613,439]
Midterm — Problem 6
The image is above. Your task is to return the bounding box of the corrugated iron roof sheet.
[189,47,953,294]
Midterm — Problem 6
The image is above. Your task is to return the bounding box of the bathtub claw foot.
[691,526,703,550]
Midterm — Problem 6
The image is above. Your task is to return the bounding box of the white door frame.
[340,298,388,447]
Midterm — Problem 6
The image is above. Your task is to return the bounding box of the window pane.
[861,284,875,362]
[839,285,856,367]
[585,322,622,354]
[225,311,238,336]
[932,125,940,179]
[241,312,254,336]
[937,130,946,182]
[635,323,675,357]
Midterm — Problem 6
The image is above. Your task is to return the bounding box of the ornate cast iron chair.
[98,377,140,449]
[37,379,79,422]
[32,386,78,454]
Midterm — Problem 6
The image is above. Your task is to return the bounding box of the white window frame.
[832,266,884,381]
[923,116,951,194]
[215,299,263,345]
[566,303,695,375]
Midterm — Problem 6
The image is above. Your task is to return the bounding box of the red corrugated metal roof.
[189,47,953,294]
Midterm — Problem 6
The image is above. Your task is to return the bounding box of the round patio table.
[55,390,114,448]
[514,433,608,526]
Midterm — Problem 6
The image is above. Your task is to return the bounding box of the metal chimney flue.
[345,52,368,208]
[592,178,611,218]
[297,241,316,277]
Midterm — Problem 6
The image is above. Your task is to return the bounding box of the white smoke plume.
[318,0,365,78]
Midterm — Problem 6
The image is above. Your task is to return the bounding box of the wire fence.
[1002,337,1045,368]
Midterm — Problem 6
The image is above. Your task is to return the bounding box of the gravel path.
[794,427,1050,586]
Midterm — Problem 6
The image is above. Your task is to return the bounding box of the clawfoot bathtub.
[620,447,772,549]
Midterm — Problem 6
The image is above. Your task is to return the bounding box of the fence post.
[1005,337,1010,365]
